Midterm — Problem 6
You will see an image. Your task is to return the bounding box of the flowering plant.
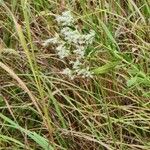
[43,11,95,79]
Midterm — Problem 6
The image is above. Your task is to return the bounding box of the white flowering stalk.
[42,10,95,79]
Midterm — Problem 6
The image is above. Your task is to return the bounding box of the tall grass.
[0,0,150,149]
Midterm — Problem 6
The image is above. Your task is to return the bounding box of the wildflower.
[62,68,72,75]
[56,11,74,26]
[42,34,60,46]
[56,44,70,59]
[42,10,95,79]
[70,59,82,70]
[77,67,93,78]
[84,30,95,44]
[42,38,56,47]
[60,27,81,44]
[73,46,85,58]
[62,68,75,80]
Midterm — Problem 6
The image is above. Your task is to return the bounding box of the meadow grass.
[0,0,150,149]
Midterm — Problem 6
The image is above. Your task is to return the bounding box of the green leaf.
[98,20,119,50]
[143,92,150,98]
[0,113,54,150]
[127,76,138,87]
[0,0,3,4]
[92,61,119,75]
[0,134,25,148]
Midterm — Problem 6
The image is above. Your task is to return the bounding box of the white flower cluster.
[56,11,74,26]
[42,10,95,79]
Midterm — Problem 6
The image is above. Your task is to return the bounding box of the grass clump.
[0,0,150,149]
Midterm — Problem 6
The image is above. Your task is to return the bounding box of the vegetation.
[0,0,150,149]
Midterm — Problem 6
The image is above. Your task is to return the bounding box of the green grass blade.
[0,113,54,150]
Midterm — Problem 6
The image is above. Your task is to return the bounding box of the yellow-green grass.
[0,0,150,149]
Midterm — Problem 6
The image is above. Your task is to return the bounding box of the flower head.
[56,11,74,26]
[73,46,85,58]
[62,68,75,80]
[42,10,95,79]
[77,67,93,78]
[56,44,70,59]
